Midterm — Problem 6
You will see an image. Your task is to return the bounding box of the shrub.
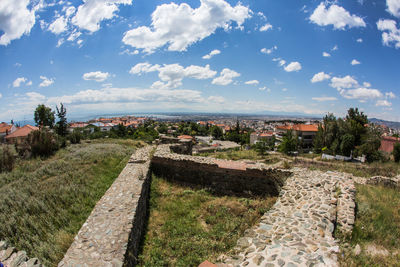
[0,145,16,172]
[27,129,59,157]
[393,143,400,163]
[69,130,82,144]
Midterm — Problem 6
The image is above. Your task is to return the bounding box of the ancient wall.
[151,145,291,197]
[0,240,43,267]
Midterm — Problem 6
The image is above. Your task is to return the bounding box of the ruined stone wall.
[0,240,43,267]
[151,145,291,197]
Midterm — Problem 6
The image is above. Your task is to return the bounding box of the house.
[250,132,275,145]
[276,124,319,149]
[5,125,39,144]
[0,122,17,143]
[68,122,89,132]
[379,136,400,154]
[89,122,115,132]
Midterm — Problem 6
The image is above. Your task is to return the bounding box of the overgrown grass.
[339,184,400,266]
[0,140,143,266]
[198,149,280,165]
[138,175,277,267]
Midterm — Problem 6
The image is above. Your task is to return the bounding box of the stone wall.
[0,241,43,267]
[151,145,291,197]
[59,146,153,267]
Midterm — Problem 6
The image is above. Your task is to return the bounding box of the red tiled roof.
[0,123,12,134]
[5,125,38,139]
[277,124,318,132]
[178,135,193,140]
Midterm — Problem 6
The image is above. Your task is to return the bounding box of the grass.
[338,184,400,266]
[138,175,277,267]
[198,149,280,165]
[0,140,143,266]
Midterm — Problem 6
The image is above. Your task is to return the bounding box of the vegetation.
[55,103,68,137]
[279,130,298,155]
[34,104,55,128]
[138,175,277,266]
[393,143,400,163]
[338,184,400,266]
[0,145,16,173]
[27,129,60,158]
[0,140,142,266]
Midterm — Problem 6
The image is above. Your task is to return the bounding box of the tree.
[211,126,223,140]
[34,104,55,128]
[56,103,68,137]
[393,143,400,163]
[279,130,298,155]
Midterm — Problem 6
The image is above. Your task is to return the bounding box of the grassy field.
[339,184,400,266]
[138,175,277,267]
[0,139,143,266]
[198,149,280,165]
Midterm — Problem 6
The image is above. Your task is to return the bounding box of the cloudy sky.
[1,0,400,122]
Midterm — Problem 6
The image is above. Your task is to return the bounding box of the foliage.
[27,129,59,158]
[0,145,16,173]
[68,129,82,144]
[393,143,400,163]
[279,130,298,155]
[34,104,55,128]
[138,175,276,266]
[210,125,224,140]
[0,141,137,266]
[55,103,68,137]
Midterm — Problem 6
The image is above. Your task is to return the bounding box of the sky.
[1,0,400,122]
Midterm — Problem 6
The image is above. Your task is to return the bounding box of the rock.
[252,255,264,265]
[354,244,361,256]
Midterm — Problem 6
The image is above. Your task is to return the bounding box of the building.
[250,132,275,145]
[0,122,17,143]
[379,136,400,154]
[5,125,39,144]
[276,124,319,149]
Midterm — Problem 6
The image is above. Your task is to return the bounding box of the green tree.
[34,104,55,128]
[393,143,400,163]
[279,130,298,155]
[55,103,68,137]
[211,126,223,140]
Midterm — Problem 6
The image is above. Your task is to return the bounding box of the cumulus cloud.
[202,49,221,59]
[72,0,132,32]
[212,68,240,86]
[83,71,110,82]
[387,0,400,18]
[260,23,272,31]
[48,16,68,34]
[357,38,363,43]
[13,77,28,88]
[376,99,392,107]
[0,0,37,45]
[377,19,400,48]
[311,72,331,83]
[386,91,396,98]
[341,88,383,100]
[261,46,277,54]
[309,2,366,30]
[39,76,55,87]
[323,52,331,57]
[208,95,225,103]
[0,93,2,99]
[278,59,286,66]
[245,80,259,85]
[330,75,358,89]
[351,59,361,65]
[284,62,302,72]
[130,62,217,89]
[363,82,371,87]
[312,96,337,101]
[119,49,139,55]
[122,0,251,53]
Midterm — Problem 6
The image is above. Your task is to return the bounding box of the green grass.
[338,184,400,266]
[138,175,277,267]
[0,140,143,266]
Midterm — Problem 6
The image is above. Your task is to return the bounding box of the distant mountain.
[369,118,400,129]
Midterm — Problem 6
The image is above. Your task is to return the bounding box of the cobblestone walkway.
[221,168,356,267]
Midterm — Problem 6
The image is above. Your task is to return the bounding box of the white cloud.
[376,99,392,107]
[202,49,221,59]
[387,0,400,18]
[260,23,272,32]
[67,31,82,42]
[257,12,266,20]
[48,16,68,34]
[130,62,217,89]
[341,87,383,100]
[332,45,338,51]
[72,0,132,32]
[311,72,331,83]
[312,96,337,101]
[83,71,110,82]
[14,63,22,67]
[39,76,55,87]
[119,49,139,55]
[357,38,363,43]
[13,77,27,88]
[208,95,225,103]
[351,59,361,65]
[284,61,302,72]
[282,88,288,92]
[212,68,240,86]
[261,46,277,54]
[330,75,358,89]
[0,0,37,45]
[386,91,396,98]
[363,82,371,87]
[122,0,251,53]
[0,93,2,99]
[309,2,366,30]
[245,80,259,85]
[377,19,400,48]
[26,80,32,86]
[323,52,331,57]
[278,59,286,66]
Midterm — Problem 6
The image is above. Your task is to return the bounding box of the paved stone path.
[59,146,153,267]
[220,168,356,267]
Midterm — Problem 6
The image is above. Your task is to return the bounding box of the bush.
[393,143,400,163]
[27,129,59,157]
[0,145,16,172]
[69,130,82,144]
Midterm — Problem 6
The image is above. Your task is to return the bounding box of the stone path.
[59,146,153,267]
[220,168,356,267]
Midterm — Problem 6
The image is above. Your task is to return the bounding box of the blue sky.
[1,0,400,122]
